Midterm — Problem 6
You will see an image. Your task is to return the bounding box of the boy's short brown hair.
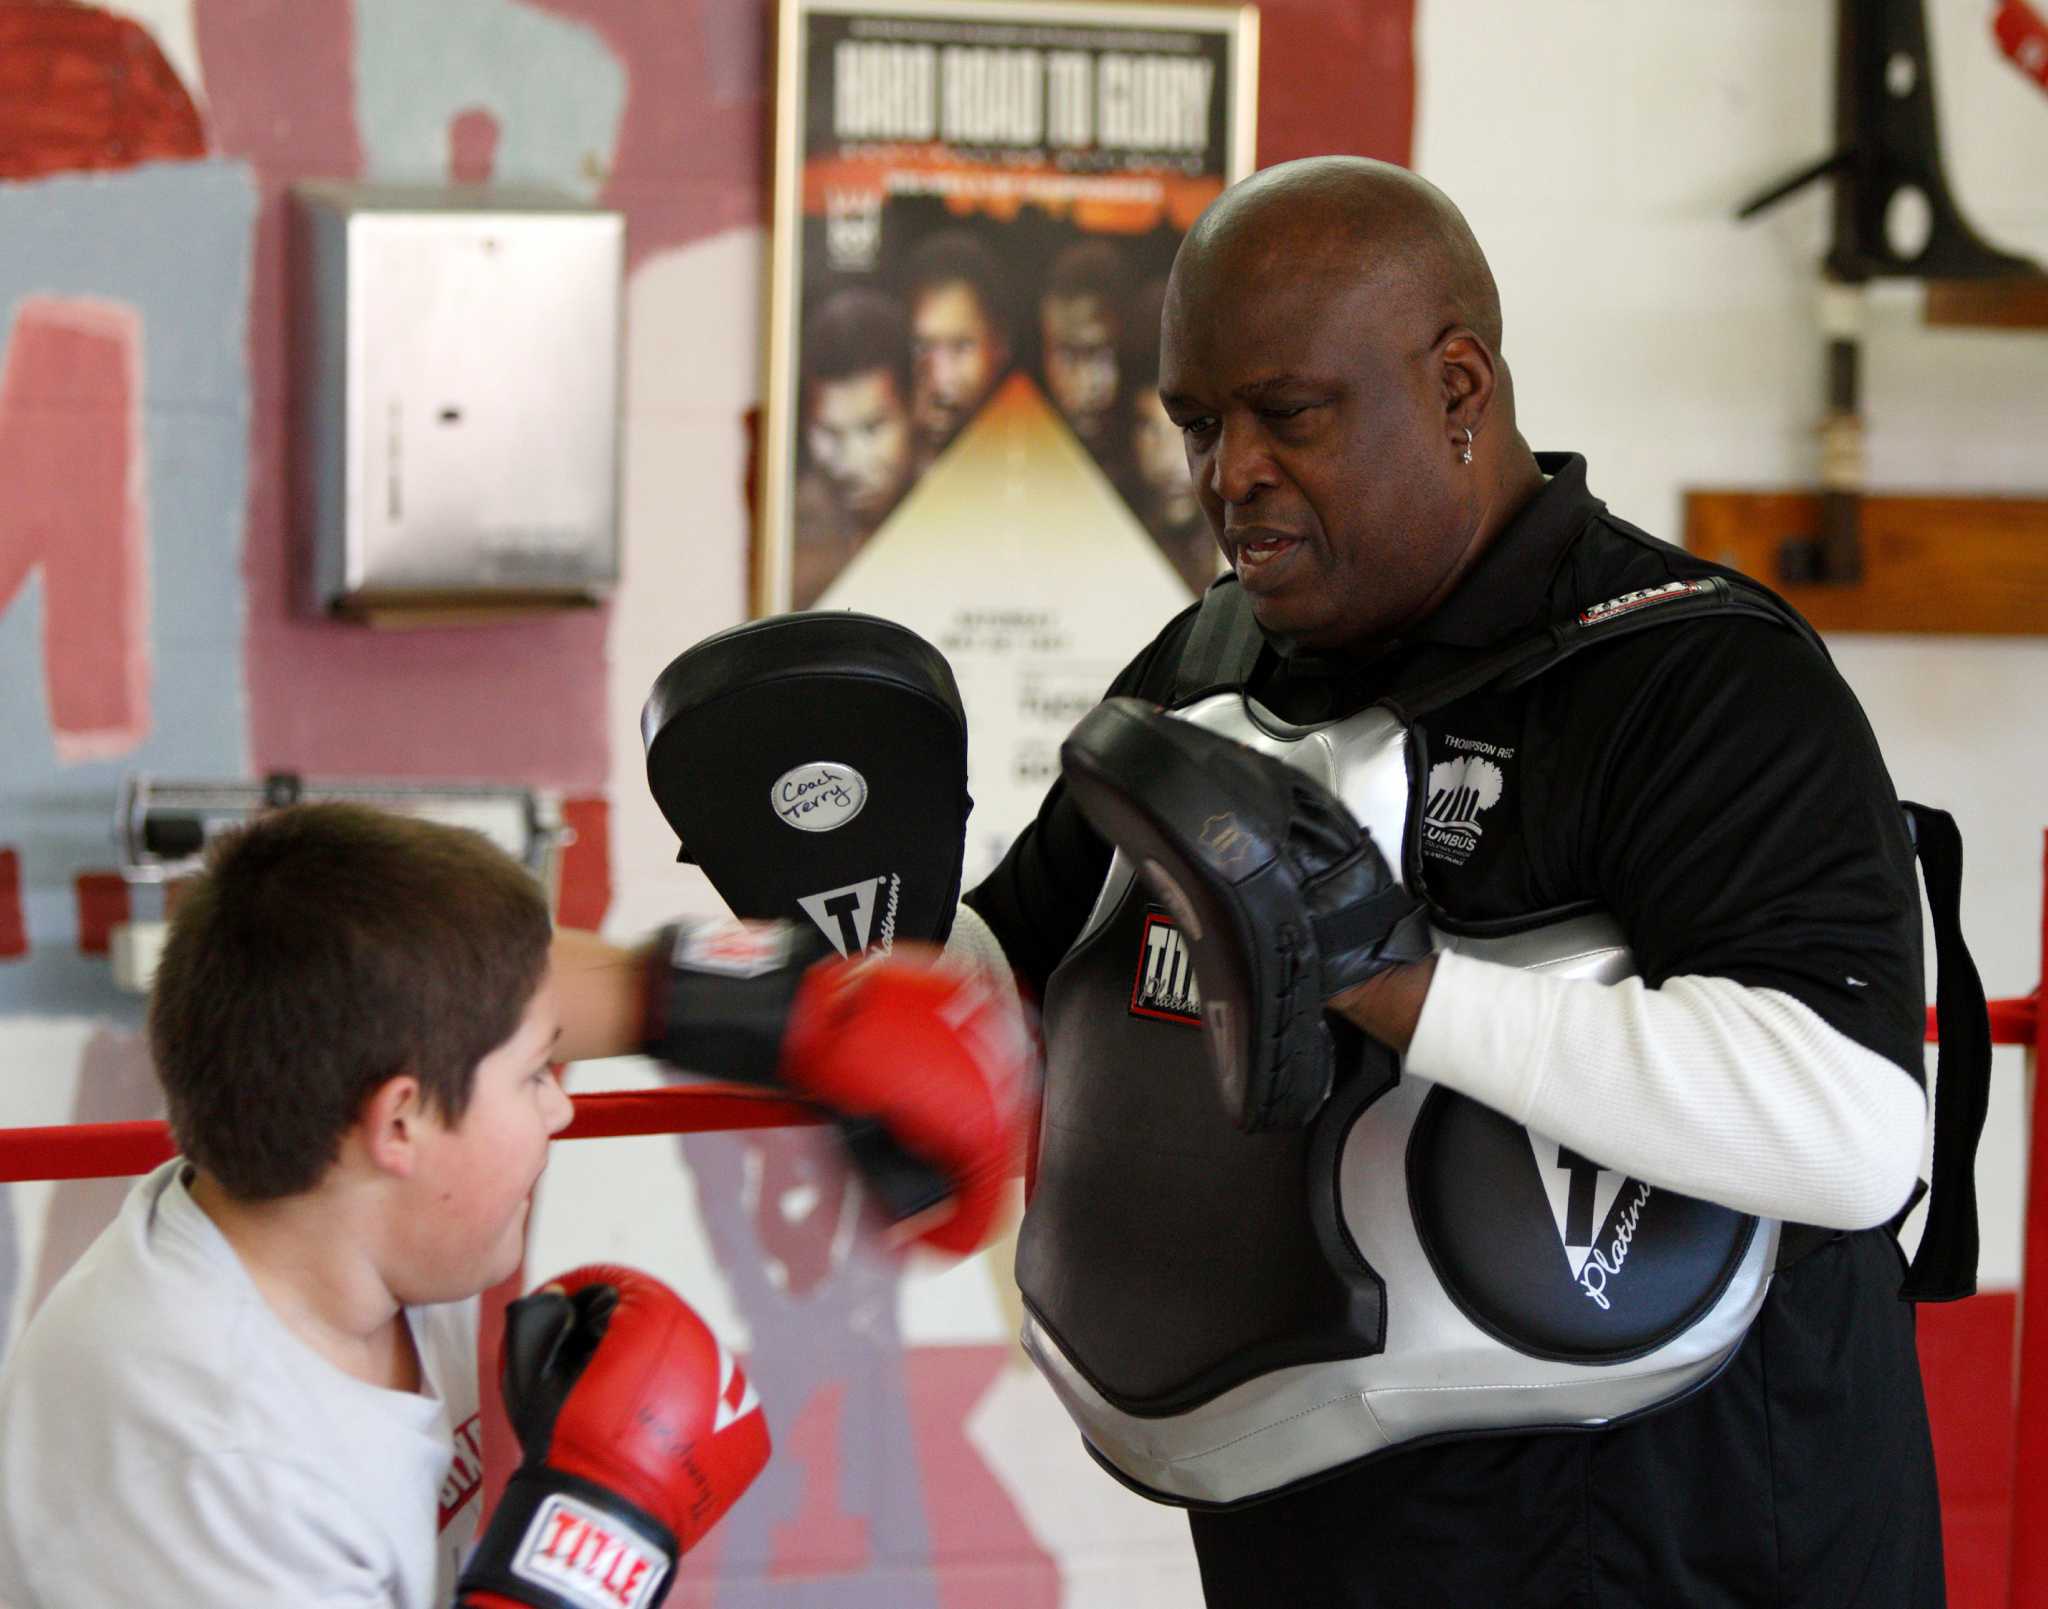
[149,802,554,1200]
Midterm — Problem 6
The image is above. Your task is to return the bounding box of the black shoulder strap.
[1896,802,1992,1302]
[1385,576,1812,724]
[1170,577,1266,704]
[1171,574,1808,716]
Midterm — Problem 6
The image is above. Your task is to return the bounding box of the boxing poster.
[761,0,1257,882]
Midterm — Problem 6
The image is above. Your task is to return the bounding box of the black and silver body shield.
[1016,692,1778,1508]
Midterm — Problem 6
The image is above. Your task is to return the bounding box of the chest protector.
[1016,579,1805,1509]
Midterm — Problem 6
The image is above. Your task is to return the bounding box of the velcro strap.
[640,918,827,1080]
[1309,884,1420,968]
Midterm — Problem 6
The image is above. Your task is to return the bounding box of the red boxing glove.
[1996,0,2048,91]
[458,1266,769,1609]
[781,954,1028,1255]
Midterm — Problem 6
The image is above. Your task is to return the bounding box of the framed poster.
[761,0,1257,879]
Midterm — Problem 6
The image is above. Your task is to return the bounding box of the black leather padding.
[640,612,971,952]
[1059,698,1423,1132]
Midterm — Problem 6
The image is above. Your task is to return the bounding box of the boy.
[0,803,1021,1606]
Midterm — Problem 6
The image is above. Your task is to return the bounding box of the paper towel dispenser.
[292,183,624,625]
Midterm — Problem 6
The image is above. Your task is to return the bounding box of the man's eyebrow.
[1160,376,1326,412]
[1236,375,1323,401]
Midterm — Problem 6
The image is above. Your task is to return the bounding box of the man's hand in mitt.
[1061,697,1433,1131]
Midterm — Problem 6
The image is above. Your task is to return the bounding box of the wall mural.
[0,1,1415,1600]
[0,1,252,1372]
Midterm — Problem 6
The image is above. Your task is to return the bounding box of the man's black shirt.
[967,454,1942,1606]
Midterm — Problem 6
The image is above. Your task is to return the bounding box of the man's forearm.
[1366,950,1924,1228]
[1328,956,1438,1054]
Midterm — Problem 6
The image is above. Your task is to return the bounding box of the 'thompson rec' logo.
[1421,753,1505,866]
[1130,909,1201,1025]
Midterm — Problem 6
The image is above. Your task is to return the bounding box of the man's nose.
[1209,421,1276,504]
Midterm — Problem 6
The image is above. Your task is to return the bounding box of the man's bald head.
[1173,157,1503,356]
[1154,157,1541,657]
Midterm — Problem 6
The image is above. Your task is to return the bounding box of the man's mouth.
[1230,531,1303,584]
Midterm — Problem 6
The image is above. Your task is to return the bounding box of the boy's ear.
[358,1073,429,1177]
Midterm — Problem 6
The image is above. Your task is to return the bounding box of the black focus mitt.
[1059,697,1433,1132]
[641,611,971,950]
[640,612,974,1220]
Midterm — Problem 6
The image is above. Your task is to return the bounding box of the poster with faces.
[762,0,1256,876]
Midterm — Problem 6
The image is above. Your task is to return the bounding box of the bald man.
[965,159,1946,1605]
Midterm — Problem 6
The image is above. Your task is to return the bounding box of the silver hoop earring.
[1459,426,1475,466]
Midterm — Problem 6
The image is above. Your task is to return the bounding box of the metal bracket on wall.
[106,776,571,990]
[1735,0,2046,587]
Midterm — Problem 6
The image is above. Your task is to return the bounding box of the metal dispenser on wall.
[292,184,625,625]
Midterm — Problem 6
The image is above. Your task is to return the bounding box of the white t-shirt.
[0,1162,482,1609]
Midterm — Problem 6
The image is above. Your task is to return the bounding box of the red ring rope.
[0,1083,827,1184]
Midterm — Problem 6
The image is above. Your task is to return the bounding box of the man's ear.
[1439,329,1496,431]
[358,1073,429,1178]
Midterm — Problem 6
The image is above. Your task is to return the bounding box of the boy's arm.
[549,929,651,1064]
[545,924,1026,1255]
